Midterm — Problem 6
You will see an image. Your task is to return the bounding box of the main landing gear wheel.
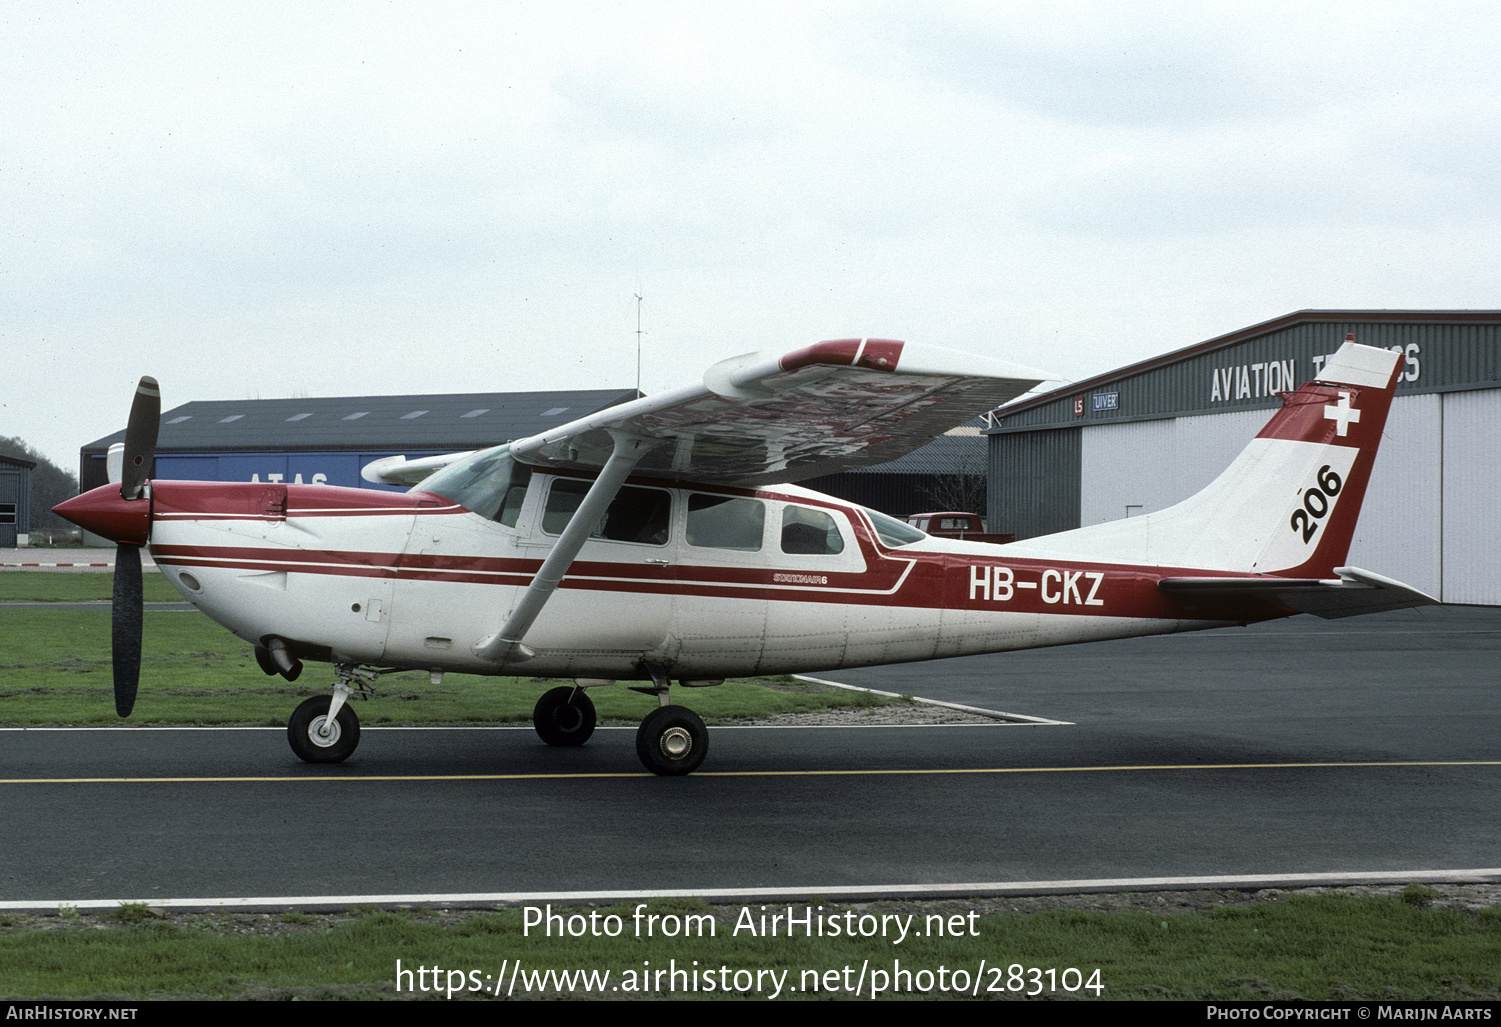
[636,705,708,776]
[287,695,360,764]
[533,686,597,747]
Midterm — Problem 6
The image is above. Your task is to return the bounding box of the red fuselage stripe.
[151,542,1283,621]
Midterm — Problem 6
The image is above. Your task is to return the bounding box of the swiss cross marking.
[1322,390,1361,437]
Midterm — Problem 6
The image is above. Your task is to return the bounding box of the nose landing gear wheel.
[287,696,361,764]
[636,705,708,776]
[533,686,597,747]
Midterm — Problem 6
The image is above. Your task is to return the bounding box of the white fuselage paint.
[151,475,1215,681]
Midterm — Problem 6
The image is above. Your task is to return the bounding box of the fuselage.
[138,473,1273,681]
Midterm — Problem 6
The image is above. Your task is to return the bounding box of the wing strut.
[473,431,655,666]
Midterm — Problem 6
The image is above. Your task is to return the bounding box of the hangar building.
[79,388,641,494]
[78,385,989,522]
[0,454,34,547]
[986,310,1501,606]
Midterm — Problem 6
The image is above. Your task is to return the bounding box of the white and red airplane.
[55,336,1433,775]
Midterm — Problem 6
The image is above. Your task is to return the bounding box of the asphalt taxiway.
[2,606,1497,908]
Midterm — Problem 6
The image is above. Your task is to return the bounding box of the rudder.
[1001,337,1402,575]
[1243,338,1400,577]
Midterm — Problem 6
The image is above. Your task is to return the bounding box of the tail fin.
[1235,340,1400,576]
[1008,338,1402,574]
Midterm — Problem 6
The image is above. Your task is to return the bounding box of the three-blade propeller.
[112,376,159,717]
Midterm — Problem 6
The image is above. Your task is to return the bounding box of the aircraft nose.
[53,484,151,545]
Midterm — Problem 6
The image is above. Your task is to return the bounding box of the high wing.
[511,339,1049,486]
[365,339,1050,488]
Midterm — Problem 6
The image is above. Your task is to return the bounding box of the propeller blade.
[120,376,160,501]
[112,544,143,717]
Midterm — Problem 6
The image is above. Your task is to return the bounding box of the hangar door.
[1441,389,1501,605]
[1077,410,1266,527]
[1075,394,1488,603]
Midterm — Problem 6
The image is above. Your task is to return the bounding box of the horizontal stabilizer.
[1157,567,1438,620]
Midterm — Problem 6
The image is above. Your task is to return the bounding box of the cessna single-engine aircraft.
[56,336,1434,775]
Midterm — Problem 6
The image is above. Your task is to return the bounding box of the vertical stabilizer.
[1005,338,1402,574]
[1238,339,1401,576]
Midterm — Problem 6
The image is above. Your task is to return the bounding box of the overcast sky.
[5,1,1499,471]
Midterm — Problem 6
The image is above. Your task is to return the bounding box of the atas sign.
[250,472,328,485]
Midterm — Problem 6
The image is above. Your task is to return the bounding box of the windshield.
[865,507,926,547]
[415,445,532,524]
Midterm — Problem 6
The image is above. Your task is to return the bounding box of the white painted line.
[1,563,157,572]
[5,868,1499,911]
[704,723,1020,730]
[793,674,1072,726]
[0,562,112,568]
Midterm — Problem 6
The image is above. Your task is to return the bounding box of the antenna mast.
[634,292,644,398]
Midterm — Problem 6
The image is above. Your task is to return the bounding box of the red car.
[905,511,1014,545]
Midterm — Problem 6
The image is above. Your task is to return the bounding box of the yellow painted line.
[3,759,1500,785]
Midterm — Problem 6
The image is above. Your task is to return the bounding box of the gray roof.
[847,420,987,476]
[81,388,640,455]
[988,309,1501,428]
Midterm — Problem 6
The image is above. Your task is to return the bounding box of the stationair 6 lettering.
[970,566,1104,606]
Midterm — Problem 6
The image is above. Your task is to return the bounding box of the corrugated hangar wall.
[986,311,1501,605]
[0,457,32,547]
[988,428,1080,541]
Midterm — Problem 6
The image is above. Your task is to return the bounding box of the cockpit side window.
[497,474,531,527]
[866,507,926,547]
[543,479,671,546]
[416,446,532,524]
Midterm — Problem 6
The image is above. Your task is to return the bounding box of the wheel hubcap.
[659,726,693,760]
[309,715,340,748]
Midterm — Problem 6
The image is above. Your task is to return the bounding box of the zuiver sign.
[1209,343,1421,404]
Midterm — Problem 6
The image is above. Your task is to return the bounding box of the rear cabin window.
[686,494,765,551]
[543,479,671,546]
[780,505,845,556]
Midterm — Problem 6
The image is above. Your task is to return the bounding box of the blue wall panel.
[154,457,219,481]
[153,451,446,492]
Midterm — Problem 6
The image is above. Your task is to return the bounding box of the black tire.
[533,686,596,747]
[287,696,360,764]
[636,705,708,776]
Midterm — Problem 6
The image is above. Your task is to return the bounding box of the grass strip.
[0,608,900,726]
[0,571,180,603]
[0,890,1497,1000]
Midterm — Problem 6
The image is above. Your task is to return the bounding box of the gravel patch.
[732,704,1000,726]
